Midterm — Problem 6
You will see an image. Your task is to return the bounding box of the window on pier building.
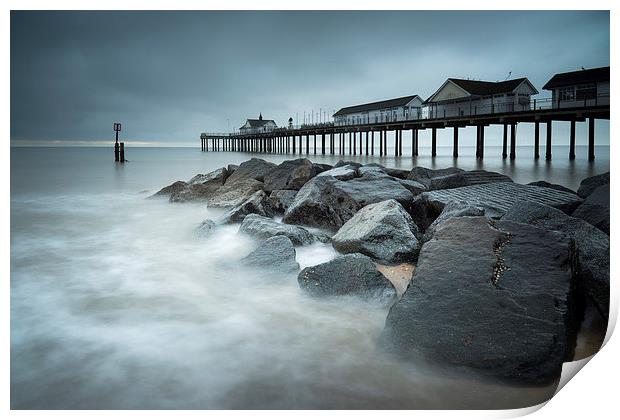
[576,83,597,100]
[559,87,575,101]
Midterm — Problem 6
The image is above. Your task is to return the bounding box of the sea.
[10,144,610,409]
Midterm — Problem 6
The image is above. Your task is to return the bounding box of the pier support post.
[588,117,595,161]
[360,131,363,155]
[394,130,398,157]
[569,120,576,160]
[399,130,403,156]
[383,130,387,155]
[453,126,459,158]
[306,135,309,154]
[510,123,516,160]
[371,131,374,155]
[348,132,352,155]
[534,122,540,159]
[293,135,296,154]
[431,128,437,157]
[353,132,357,156]
[119,142,125,162]
[365,131,369,155]
[322,133,325,155]
[475,126,481,159]
[379,131,383,156]
[314,134,317,155]
[479,125,485,159]
[414,129,419,156]
[502,124,508,159]
[546,121,552,161]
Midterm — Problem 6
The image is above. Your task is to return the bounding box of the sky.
[10,10,610,145]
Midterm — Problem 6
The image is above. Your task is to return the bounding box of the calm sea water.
[10,145,609,409]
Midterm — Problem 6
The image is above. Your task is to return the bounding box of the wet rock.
[334,160,363,169]
[577,172,609,198]
[528,181,576,195]
[263,158,316,192]
[170,183,215,203]
[151,181,188,198]
[239,214,317,245]
[267,190,298,213]
[429,170,512,191]
[406,167,464,188]
[283,173,415,230]
[206,178,264,208]
[316,165,358,181]
[409,182,583,226]
[398,179,427,196]
[188,167,228,186]
[572,184,609,235]
[384,168,410,179]
[227,164,239,175]
[422,200,485,242]
[312,163,333,174]
[241,236,300,272]
[503,201,610,318]
[332,200,421,263]
[383,216,577,384]
[298,253,396,303]
[224,158,277,185]
[219,190,274,224]
[195,219,217,237]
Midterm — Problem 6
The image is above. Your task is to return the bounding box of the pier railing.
[203,93,609,137]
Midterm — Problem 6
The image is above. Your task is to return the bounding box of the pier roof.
[543,66,610,90]
[333,95,422,117]
[239,118,276,130]
[424,77,537,104]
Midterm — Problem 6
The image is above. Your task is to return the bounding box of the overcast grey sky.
[11,10,609,144]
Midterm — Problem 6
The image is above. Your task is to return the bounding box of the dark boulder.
[227,164,239,175]
[224,158,277,185]
[188,167,228,186]
[503,201,610,319]
[316,165,358,181]
[170,183,216,203]
[383,216,577,384]
[429,170,512,191]
[528,181,576,195]
[334,160,362,169]
[262,158,316,192]
[332,199,421,263]
[219,190,274,224]
[398,179,427,196]
[572,184,610,235]
[406,167,463,188]
[239,214,317,245]
[421,200,485,242]
[577,172,609,198]
[151,181,188,198]
[298,253,396,303]
[267,190,298,213]
[241,236,300,272]
[206,179,264,208]
[312,163,333,174]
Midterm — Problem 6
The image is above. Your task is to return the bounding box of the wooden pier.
[200,102,609,161]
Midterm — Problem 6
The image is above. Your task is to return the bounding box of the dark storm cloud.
[11,10,609,143]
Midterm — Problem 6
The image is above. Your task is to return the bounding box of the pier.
[200,95,609,161]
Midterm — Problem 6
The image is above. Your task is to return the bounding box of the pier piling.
[546,121,552,161]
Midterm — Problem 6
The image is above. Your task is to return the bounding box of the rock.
[383,216,577,384]
[298,253,396,303]
[332,200,421,263]
[312,163,333,174]
[170,183,215,203]
[188,167,228,186]
[429,170,513,190]
[227,164,239,175]
[316,165,358,181]
[503,201,610,318]
[241,236,300,272]
[384,168,410,179]
[409,182,583,228]
[572,184,610,235]
[422,200,485,242]
[334,160,363,169]
[195,219,217,237]
[357,165,386,177]
[397,179,427,195]
[528,181,576,195]
[151,181,187,197]
[262,158,316,192]
[283,174,415,230]
[224,158,277,185]
[577,172,609,198]
[219,190,274,223]
[267,190,297,213]
[406,167,463,188]
[239,214,317,245]
[206,179,264,208]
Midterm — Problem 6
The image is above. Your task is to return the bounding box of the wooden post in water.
[113,122,122,161]
[453,126,459,158]
[502,124,508,159]
[394,130,398,157]
[353,132,357,156]
[510,123,517,160]
[534,122,540,159]
[431,128,437,157]
[379,131,383,156]
[546,121,552,161]
[365,131,369,155]
[359,131,363,155]
[479,125,485,159]
[475,126,481,159]
[569,120,576,160]
[371,131,374,156]
[588,117,595,161]
[322,133,325,155]
[119,142,125,162]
